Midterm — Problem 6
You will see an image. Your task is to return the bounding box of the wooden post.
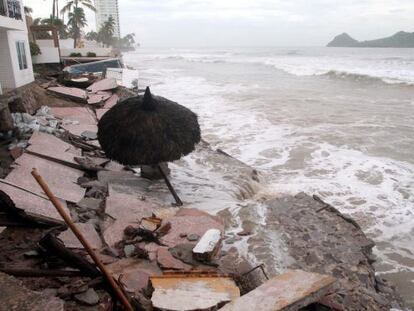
[31,168,134,311]
[158,164,183,206]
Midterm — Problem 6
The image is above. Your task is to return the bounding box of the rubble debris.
[81,130,98,140]
[11,106,62,136]
[219,269,336,311]
[103,94,119,109]
[102,182,160,248]
[6,153,85,203]
[9,147,23,160]
[124,244,136,257]
[108,258,162,296]
[218,247,265,294]
[50,107,96,125]
[0,271,65,311]
[187,233,200,242]
[87,92,112,105]
[151,275,240,311]
[0,268,82,278]
[160,209,224,248]
[32,168,134,311]
[169,243,198,265]
[62,124,98,137]
[0,181,69,224]
[77,197,103,211]
[27,131,81,165]
[193,229,222,262]
[74,288,100,306]
[48,86,88,103]
[87,78,118,93]
[58,223,102,250]
[157,248,192,271]
[96,108,109,120]
[39,233,101,277]
[74,156,104,171]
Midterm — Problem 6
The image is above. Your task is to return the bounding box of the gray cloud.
[24,0,414,47]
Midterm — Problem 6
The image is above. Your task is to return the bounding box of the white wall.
[36,39,55,47]
[59,38,74,49]
[0,30,15,90]
[7,30,34,88]
[32,47,60,64]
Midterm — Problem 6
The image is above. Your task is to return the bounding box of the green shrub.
[30,42,41,56]
[69,52,82,57]
[86,52,97,57]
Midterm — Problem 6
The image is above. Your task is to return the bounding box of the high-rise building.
[94,0,120,38]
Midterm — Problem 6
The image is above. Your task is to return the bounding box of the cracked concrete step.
[219,269,336,311]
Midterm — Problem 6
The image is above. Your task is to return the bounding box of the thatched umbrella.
[97,87,201,206]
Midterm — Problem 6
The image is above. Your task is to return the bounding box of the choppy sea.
[123,47,414,306]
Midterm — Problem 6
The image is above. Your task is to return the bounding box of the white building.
[0,0,34,95]
[94,0,120,38]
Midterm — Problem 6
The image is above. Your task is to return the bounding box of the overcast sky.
[24,0,414,47]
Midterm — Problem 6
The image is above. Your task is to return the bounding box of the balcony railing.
[0,0,22,21]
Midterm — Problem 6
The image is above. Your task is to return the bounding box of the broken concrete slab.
[58,223,102,249]
[104,161,125,171]
[87,78,118,93]
[61,124,98,137]
[102,184,159,248]
[151,275,240,311]
[81,130,98,140]
[157,248,192,271]
[27,131,81,165]
[219,270,336,311]
[103,93,119,109]
[0,180,70,223]
[87,92,112,105]
[107,258,162,295]
[160,211,224,248]
[48,86,88,103]
[6,153,85,203]
[77,197,102,211]
[74,288,100,306]
[50,107,97,125]
[0,227,6,234]
[0,271,65,310]
[96,108,109,120]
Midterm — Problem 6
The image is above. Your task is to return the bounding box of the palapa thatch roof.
[97,87,201,165]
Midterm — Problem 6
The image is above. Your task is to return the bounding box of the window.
[16,41,27,70]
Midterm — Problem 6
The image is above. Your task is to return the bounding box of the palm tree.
[60,0,95,16]
[24,6,33,16]
[68,7,87,47]
[41,17,69,39]
[97,16,115,47]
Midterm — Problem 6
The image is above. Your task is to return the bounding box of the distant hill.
[327,31,414,48]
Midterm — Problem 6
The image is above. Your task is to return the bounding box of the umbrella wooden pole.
[31,168,134,311]
[158,164,183,206]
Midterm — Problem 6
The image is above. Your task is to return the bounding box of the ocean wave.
[130,50,414,85]
[319,70,413,85]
